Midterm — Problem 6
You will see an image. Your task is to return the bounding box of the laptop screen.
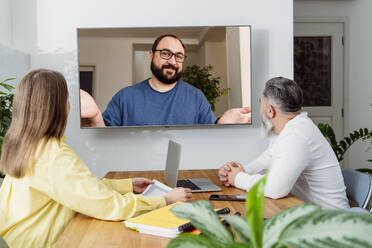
[164,140,182,188]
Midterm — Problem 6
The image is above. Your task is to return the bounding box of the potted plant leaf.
[182,64,229,112]
[318,121,372,175]
[318,123,371,163]
[168,174,372,248]
[0,78,15,186]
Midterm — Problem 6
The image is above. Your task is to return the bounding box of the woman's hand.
[164,188,193,205]
[132,177,154,194]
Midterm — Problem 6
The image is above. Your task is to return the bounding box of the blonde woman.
[0,69,192,248]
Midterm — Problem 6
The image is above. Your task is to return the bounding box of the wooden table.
[56,170,303,247]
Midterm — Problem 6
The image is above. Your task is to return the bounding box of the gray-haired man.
[218,77,349,210]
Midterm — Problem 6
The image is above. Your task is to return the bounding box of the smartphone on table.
[209,194,246,201]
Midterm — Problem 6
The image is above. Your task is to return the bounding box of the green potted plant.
[167,174,372,248]
[318,123,372,163]
[182,64,229,112]
[318,119,372,175]
[0,78,15,185]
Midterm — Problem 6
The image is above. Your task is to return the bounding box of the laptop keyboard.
[177,179,201,190]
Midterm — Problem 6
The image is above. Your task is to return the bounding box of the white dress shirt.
[234,112,350,210]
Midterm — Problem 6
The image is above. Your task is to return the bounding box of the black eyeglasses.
[154,49,187,63]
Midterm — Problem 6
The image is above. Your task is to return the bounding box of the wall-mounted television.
[78,25,252,128]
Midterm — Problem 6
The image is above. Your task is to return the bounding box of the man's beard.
[150,60,182,85]
[260,112,274,138]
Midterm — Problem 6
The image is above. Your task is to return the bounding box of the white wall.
[226,27,243,108]
[78,37,133,111]
[133,50,152,85]
[204,40,228,117]
[294,0,372,170]
[0,0,12,46]
[0,45,30,86]
[9,0,293,178]
[239,27,252,108]
[0,0,30,92]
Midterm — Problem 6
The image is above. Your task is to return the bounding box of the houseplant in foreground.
[168,174,372,248]
[0,78,15,180]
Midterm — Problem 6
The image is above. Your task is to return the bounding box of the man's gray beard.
[260,113,274,138]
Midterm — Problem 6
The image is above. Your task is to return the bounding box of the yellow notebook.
[124,202,188,238]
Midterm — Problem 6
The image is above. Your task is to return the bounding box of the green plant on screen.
[182,64,229,112]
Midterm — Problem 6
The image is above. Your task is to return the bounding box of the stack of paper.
[124,202,188,238]
[142,179,172,197]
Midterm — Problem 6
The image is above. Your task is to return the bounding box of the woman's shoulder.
[26,137,71,182]
[35,136,64,154]
[32,136,86,177]
[33,136,76,165]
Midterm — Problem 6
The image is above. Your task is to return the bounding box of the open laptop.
[164,140,221,193]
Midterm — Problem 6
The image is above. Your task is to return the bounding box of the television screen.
[77,25,252,128]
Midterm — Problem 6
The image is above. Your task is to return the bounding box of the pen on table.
[178,207,231,232]
[235,195,247,200]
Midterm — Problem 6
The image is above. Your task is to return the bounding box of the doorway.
[79,65,96,98]
[294,20,345,140]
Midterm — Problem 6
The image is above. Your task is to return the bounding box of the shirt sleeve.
[242,148,271,174]
[234,172,265,192]
[264,133,310,199]
[102,92,123,126]
[235,133,310,199]
[38,144,166,221]
[101,178,133,195]
[234,141,273,190]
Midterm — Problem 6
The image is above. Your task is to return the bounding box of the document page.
[142,179,173,197]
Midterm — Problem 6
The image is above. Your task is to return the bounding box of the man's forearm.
[234,172,264,191]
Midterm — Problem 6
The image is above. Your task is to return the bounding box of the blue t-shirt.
[102,79,216,126]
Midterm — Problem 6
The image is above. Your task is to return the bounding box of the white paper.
[142,179,173,197]
[139,228,179,238]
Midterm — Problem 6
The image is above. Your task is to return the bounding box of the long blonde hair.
[0,69,69,178]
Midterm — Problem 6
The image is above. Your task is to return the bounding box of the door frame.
[79,64,97,98]
[294,16,350,166]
